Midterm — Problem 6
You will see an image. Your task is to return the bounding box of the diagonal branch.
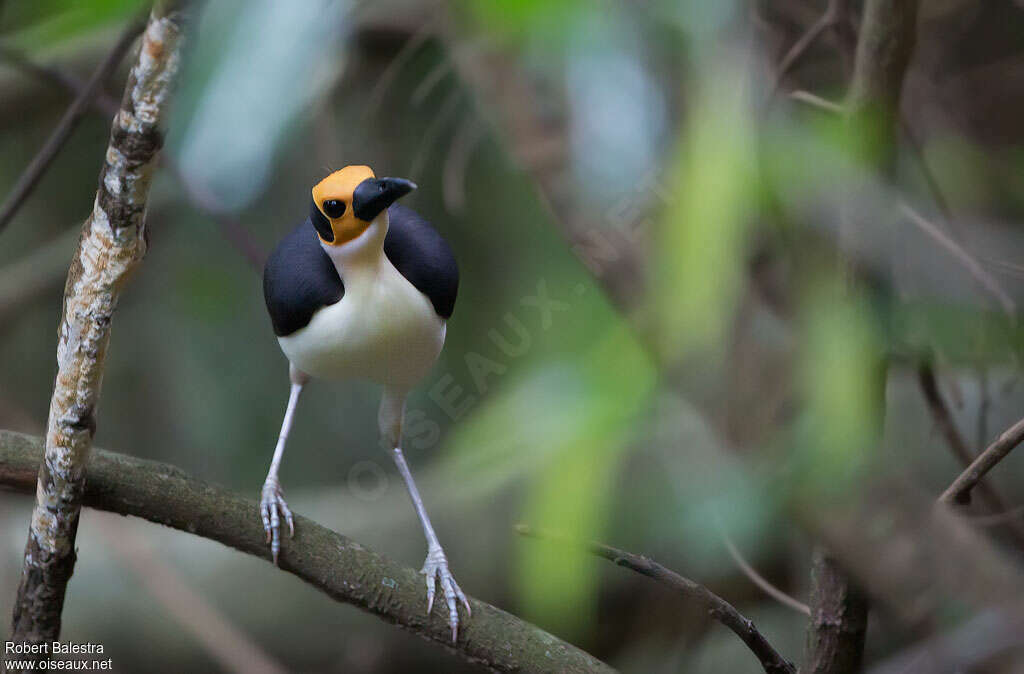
[899,202,1016,318]
[0,43,122,118]
[940,417,1024,506]
[0,47,266,272]
[516,525,795,674]
[719,529,810,617]
[9,2,189,653]
[0,431,616,674]
[770,0,852,97]
[0,17,145,235]
[917,364,1024,540]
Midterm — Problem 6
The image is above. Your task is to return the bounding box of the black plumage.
[263,204,459,337]
[384,204,459,320]
[263,218,344,337]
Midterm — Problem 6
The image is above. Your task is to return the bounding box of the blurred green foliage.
[2,0,1024,672]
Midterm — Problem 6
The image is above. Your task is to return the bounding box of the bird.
[260,165,468,639]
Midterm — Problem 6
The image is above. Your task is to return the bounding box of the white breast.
[278,256,445,393]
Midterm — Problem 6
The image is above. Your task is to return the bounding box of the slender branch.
[844,0,919,126]
[899,202,1016,318]
[516,525,795,674]
[0,47,266,272]
[918,362,1024,539]
[789,90,845,114]
[10,2,189,652]
[0,17,145,235]
[917,364,1019,519]
[940,416,1024,506]
[720,530,810,617]
[770,0,851,97]
[0,432,617,674]
[0,43,121,117]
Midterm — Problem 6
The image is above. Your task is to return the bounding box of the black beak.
[352,177,417,222]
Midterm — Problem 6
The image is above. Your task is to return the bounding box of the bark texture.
[0,431,617,674]
[9,1,188,653]
[801,549,868,674]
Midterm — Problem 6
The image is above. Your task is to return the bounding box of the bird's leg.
[260,365,308,565]
[379,392,470,641]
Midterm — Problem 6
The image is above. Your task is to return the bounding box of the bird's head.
[310,166,417,246]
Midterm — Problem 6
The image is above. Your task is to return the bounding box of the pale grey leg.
[260,365,308,565]
[380,391,470,641]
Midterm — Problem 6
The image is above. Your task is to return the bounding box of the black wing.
[263,218,344,337]
[384,204,459,319]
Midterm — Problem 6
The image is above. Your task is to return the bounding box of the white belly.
[278,259,445,392]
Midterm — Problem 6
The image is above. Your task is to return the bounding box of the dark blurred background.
[2,0,1024,672]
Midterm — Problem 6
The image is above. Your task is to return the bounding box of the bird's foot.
[421,546,471,642]
[259,477,294,565]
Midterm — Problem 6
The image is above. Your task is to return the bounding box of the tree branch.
[0,17,145,235]
[0,46,266,272]
[0,43,122,118]
[0,431,617,674]
[940,417,1024,506]
[899,202,1016,318]
[917,363,1024,548]
[770,0,852,97]
[720,529,810,617]
[515,525,795,674]
[801,549,868,674]
[9,2,189,652]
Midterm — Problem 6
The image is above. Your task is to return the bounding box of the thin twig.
[0,43,121,117]
[789,90,844,114]
[0,17,145,235]
[918,365,1011,509]
[899,201,1016,318]
[516,525,796,674]
[940,416,1024,505]
[770,0,849,98]
[719,530,810,617]
[918,363,1024,548]
[900,119,957,235]
[0,432,617,674]
[0,47,266,271]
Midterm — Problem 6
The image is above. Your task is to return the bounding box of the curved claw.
[259,478,293,565]
[420,549,470,642]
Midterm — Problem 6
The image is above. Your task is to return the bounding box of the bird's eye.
[322,199,346,218]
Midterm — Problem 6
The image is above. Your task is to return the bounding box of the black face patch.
[310,197,333,242]
[322,199,345,218]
